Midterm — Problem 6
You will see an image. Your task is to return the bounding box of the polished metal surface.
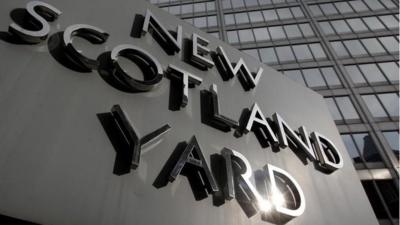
[0,0,379,225]
[9,1,61,43]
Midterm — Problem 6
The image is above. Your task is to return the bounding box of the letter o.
[111,44,163,92]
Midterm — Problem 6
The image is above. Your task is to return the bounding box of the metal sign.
[1,1,348,224]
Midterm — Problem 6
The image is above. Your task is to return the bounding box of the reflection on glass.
[227,31,239,44]
[359,64,387,83]
[292,45,313,61]
[303,68,325,88]
[345,65,366,84]
[341,134,362,163]
[335,96,360,120]
[353,133,382,162]
[343,40,368,57]
[309,43,327,59]
[347,18,368,32]
[331,41,350,57]
[276,46,295,63]
[238,29,255,43]
[253,28,270,41]
[362,95,388,118]
[361,38,386,55]
[378,93,399,118]
[269,26,286,40]
[325,98,342,120]
[378,62,399,82]
[260,48,278,64]
[379,36,399,53]
[382,131,400,159]
[321,67,341,87]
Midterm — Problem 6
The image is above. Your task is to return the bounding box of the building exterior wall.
[0,0,394,225]
[151,0,399,224]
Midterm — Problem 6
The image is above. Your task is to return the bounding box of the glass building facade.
[149,0,399,224]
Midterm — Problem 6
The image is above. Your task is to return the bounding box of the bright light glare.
[271,190,286,208]
[258,189,286,213]
[258,199,272,212]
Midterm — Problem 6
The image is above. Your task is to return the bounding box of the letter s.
[9,1,61,44]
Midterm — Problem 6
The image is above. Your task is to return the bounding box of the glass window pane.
[363,17,386,30]
[378,62,399,82]
[347,18,369,32]
[362,95,388,117]
[232,0,245,8]
[235,12,250,24]
[335,2,354,14]
[331,20,352,33]
[283,70,306,86]
[362,181,389,219]
[222,0,232,9]
[345,65,367,84]
[378,93,399,118]
[245,0,259,7]
[359,64,387,83]
[249,11,264,23]
[335,96,360,120]
[325,98,343,120]
[290,7,304,18]
[353,133,382,162]
[343,40,368,57]
[364,0,385,10]
[238,29,255,43]
[309,5,323,16]
[259,48,278,64]
[292,45,313,61]
[181,4,193,14]
[320,3,338,15]
[194,17,207,28]
[361,38,386,55]
[341,134,362,163]
[309,43,327,59]
[277,8,293,20]
[350,1,369,12]
[382,131,400,154]
[268,26,286,40]
[208,16,217,27]
[253,28,270,41]
[303,68,326,88]
[320,22,335,35]
[225,14,235,25]
[331,41,350,57]
[379,36,399,53]
[227,30,239,44]
[194,3,206,13]
[206,2,216,11]
[380,0,397,9]
[263,9,278,21]
[259,0,272,5]
[376,180,399,218]
[379,15,399,29]
[284,24,302,38]
[299,24,314,37]
[321,67,341,87]
[275,46,296,63]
